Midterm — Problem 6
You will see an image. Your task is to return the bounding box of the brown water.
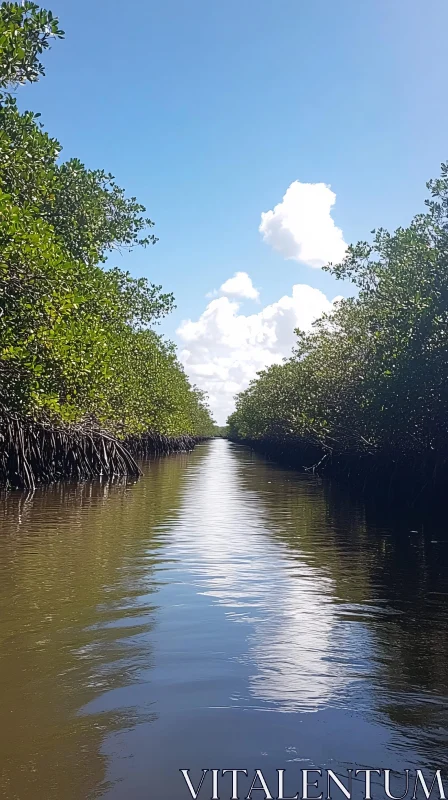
[1,439,448,800]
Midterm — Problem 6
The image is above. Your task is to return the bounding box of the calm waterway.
[1,439,448,799]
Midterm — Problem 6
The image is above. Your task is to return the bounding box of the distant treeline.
[212,426,229,438]
[229,164,448,503]
[0,3,215,487]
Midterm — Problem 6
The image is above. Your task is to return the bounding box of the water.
[1,439,448,799]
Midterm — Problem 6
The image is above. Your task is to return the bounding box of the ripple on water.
[1,440,448,798]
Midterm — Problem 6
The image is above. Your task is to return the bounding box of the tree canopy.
[0,1,63,91]
[229,165,448,466]
[0,2,215,441]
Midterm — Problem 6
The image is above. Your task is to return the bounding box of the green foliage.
[0,2,215,440]
[0,1,63,91]
[0,100,158,265]
[229,164,448,460]
[211,425,229,437]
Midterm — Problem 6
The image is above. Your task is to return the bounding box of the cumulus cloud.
[177,281,340,425]
[219,271,259,300]
[259,181,347,268]
[206,271,259,301]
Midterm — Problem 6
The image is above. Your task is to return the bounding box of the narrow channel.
[1,439,447,799]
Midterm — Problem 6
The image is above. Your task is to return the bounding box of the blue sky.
[18,0,448,422]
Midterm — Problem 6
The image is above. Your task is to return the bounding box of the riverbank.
[230,435,448,507]
[0,412,207,490]
[124,432,205,458]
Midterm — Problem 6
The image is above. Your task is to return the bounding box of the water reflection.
[234,447,448,760]
[0,454,194,799]
[166,441,356,713]
[1,440,448,799]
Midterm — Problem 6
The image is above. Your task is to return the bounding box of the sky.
[18,0,448,423]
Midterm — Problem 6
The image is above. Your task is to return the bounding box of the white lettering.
[222,770,249,800]
[412,771,446,800]
[180,769,209,799]
[303,770,323,800]
[246,769,273,800]
[277,769,299,800]
[384,770,409,800]
[355,770,381,800]
[327,769,352,799]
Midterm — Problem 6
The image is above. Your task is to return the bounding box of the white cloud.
[259,181,347,268]
[206,271,259,301]
[177,280,340,425]
[219,271,259,300]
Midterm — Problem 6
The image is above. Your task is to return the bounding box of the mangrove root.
[0,412,141,490]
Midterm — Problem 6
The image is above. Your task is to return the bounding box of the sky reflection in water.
[1,440,448,799]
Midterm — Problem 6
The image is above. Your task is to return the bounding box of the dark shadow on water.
[230,443,448,765]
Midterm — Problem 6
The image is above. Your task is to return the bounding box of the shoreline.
[0,413,208,490]
[229,435,448,508]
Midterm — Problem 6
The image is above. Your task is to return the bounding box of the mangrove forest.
[0,2,216,488]
[229,164,448,502]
